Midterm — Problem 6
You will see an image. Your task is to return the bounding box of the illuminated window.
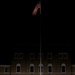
[61,64,66,72]
[29,64,34,73]
[47,53,52,59]
[48,64,53,73]
[16,64,21,72]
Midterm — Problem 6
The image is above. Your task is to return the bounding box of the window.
[58,53,63,59]
[61,64,66,72]
[39,64,43,73]
[4,65,10,72]
[14,53,18,59]
[29,64,34,73]
[19,53,23,59]
[30,53,35,59]
[63,53,68,59]
[4,67,8,72]
[48,64,53,73]
[16,64,21,72]
[47,53,52,59]
[72,65,75,72]
[15,53,23,59]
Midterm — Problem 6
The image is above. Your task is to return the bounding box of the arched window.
[29,64,34,73]
[61,63,66,72]
[16,63,21,72]
[4,66,8,72]
[48,64,53,73]
[39,64,43,73]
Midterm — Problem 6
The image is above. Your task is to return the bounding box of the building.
[0,46,75,75]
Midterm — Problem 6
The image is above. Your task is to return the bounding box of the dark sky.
[0,1,74,49]
[0,0,73,47]
[0,0,40,64]
[1,1,40,45]
[0,1,74,47]
[0,1,74,64]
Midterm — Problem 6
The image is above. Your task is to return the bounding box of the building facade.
[0,47,75,75]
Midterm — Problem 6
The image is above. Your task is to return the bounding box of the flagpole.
[40,26,41,75]
[40,3,41,75]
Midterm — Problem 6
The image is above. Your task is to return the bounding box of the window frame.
[16,64,21,73]
[63,53,68,59]
[19,53,23,59]
[39,64,43,73]
[14,53,19,59]
[47,53,52,59]
[30,53,35,59]
[4,66,8,72]
[48,64,53,73]
[29,64,35,73]
[61,63,66,73]
[58,53,63,59]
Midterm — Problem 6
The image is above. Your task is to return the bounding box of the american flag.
[32,1,41,15]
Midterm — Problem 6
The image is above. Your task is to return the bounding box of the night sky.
[0,1,74,64]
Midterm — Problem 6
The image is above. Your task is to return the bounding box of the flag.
[32,2,41,15]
